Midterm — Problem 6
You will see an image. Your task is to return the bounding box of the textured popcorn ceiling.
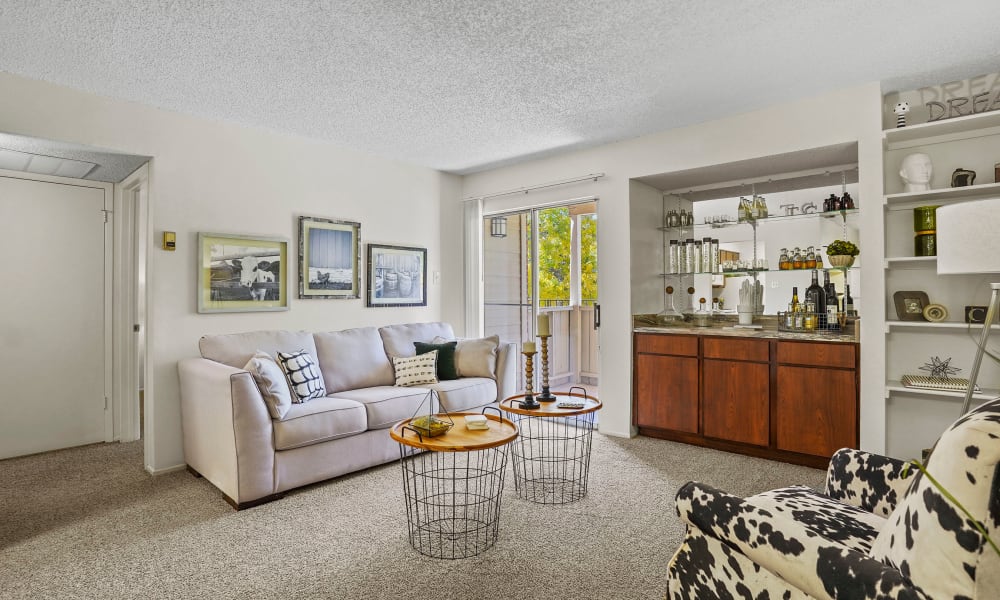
[1,1,998,174]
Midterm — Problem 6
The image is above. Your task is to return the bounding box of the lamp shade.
[936,198,1000,275]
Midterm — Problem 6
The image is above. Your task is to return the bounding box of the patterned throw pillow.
[393,351,438,387]
[414,341,459,380]
[276,350,326,403]
[243,351,293,419]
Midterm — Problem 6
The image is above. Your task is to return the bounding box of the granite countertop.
[632,314,859,344]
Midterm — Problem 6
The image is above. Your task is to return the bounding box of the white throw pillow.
[432,335,499,379]
[393,351,439,387]
[243,351,293,419]
[276,350,327,403]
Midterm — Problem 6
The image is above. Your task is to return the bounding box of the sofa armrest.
[494,341,517,402]
[178,357,275,505]
[824,448,912,517]
[675,481,929,600]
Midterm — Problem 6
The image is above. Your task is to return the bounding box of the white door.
[0,175,109,459]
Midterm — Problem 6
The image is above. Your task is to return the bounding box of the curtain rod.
[464,172,605,202]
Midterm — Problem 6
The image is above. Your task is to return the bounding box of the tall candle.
[537,313,551,336]
[523,341,536,353]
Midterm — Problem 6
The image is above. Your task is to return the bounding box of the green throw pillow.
[414,341,459,380]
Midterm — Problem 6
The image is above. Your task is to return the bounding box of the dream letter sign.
[927,89,1000,121]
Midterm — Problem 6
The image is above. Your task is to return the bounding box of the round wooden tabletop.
[500,392,602,417]
[390,412,518,452]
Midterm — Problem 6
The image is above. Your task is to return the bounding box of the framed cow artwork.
[197,232,289,313]
[298,216,361,299]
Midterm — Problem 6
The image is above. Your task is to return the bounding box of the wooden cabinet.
[635,353,699,433]
[634,332,859,468]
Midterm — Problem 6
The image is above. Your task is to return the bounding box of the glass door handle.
[594,303,601,330]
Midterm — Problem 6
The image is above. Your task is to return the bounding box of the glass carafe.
[792,247,803,270]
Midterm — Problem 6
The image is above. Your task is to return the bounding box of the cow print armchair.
[667,397,1000,599]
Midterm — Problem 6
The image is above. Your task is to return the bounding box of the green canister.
[913,206,938,231]
[913,206,938,256]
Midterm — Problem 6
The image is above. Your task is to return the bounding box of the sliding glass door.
[483,200,599,395]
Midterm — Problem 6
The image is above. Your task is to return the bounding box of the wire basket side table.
[500,389,602,504]
[389,409,518,559]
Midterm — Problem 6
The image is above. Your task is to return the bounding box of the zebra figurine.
[894,102,910,128]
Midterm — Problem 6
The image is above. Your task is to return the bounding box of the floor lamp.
[936,198,1000,415]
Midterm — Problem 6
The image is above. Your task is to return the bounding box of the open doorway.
[483,199,599,398]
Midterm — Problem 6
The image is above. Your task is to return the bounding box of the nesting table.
[499,390,602,504]
[389,410,518,559]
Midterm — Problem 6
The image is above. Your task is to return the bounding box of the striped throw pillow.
[393,351,438,387]
[276,350,326,403]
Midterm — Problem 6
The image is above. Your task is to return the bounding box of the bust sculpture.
[900,152,933,192]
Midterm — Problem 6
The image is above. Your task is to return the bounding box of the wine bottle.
[805,270,827,327]
[844,284,855,316]
[823,271,838,329]
[790,286,800,312]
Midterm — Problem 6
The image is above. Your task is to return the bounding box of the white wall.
[0,72,460,471]
[458,83,885,444]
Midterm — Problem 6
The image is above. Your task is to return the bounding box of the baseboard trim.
[145,463,187,476]
[597,426,635,438]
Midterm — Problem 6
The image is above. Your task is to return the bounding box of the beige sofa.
[178,322,516,509]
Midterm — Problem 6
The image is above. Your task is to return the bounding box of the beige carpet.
[0,434,823,599]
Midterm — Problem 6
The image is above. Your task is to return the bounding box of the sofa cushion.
[433,335,499,379]
[331,386,432,430]
[243,351,292,419]
[277,350,327,403]
[199,330,317,369]
[378,322,455,358]
[750,485,885,554]
[392,352,439,387]
[314,327,394,394]
[428,377,498,413]
[414,341,459,380]
[272,397,367,450]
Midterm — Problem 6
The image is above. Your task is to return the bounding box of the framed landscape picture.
[366,244,427,307]
[198,232,288,313]
[298,216,361,299]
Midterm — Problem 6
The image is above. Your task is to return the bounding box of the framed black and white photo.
[198,232,288,313]
[298,216,361,299]
[366,244,427,307]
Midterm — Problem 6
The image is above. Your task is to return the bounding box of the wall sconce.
[490,216,508,238]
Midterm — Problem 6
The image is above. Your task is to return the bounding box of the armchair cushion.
[243,351,292,420]
[672,482,926,600]
[825,448,912,518]
[870,401,1000,600]
[433,335,499,379]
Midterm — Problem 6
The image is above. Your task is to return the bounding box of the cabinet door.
[702,359,770,446]
[776,365,857,457]
[635,353,699,433]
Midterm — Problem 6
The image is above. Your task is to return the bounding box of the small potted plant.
[826,240,859,268]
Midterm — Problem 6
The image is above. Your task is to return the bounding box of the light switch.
[433,271,441,284]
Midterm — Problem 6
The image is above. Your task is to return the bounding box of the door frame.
[113,163,150,445]
[0,167,115,444]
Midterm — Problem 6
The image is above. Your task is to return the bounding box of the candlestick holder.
[520,350,540,409]
[537,335,556,401]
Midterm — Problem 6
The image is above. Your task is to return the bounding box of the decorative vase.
[828,255,856,268]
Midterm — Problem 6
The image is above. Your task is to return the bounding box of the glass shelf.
[661,266,852,278]
[658,208,858,232]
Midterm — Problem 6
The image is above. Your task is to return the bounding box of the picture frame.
[893,290,930,321]
[198,232,288,313]
[366,244,427,307]
[298,216,361,299]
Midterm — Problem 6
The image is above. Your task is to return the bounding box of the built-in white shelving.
[885,381,1000,402]
[884,110,1000,149]
[884,182,1000,210]
[885,320,1000,332]
[883,256,936,269]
